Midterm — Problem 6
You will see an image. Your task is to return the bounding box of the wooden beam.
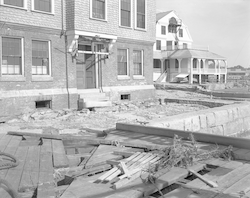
[116,123,250,150]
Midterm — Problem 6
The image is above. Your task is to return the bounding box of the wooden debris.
[188,169,218,188]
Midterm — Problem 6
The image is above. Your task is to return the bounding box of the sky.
[156,0,250,68]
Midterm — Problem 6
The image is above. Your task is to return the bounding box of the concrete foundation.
[148,101,250,137]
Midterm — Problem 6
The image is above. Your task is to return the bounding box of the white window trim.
[0,0,27,10]
[31,0,55,15]
[133,50,144,77]
[134,0,147,31]
[117,48,129,78]
[0,36,24,77]
[90,0,108,21]
[31,39,52,77]
[119,0,132,28]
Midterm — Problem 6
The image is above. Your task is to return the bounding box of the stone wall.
[148,102,250,137]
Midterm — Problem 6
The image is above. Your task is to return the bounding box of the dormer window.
[168,17,177,33]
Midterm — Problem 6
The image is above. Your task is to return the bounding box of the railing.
[160,44,209,51]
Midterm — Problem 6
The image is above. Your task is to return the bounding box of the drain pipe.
[61,0,70,108]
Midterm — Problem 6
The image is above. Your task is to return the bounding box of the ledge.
[32,76,53,82]
[0,76,26,82]
[117,76,130,80]
[133,76,145,80]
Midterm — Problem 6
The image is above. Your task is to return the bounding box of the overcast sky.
[156,0,250,68]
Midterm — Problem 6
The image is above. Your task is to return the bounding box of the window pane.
[156,40,161,50]
[121,0,131,27]
[133,51,142,75]
[4,0,23,7]
[34,0,51,12]
[167,41,172,50]
[32,40,49,75]
[92,0,105,19]
[137,0,145,29]
[118,49,127,75]
[2,37,22,75]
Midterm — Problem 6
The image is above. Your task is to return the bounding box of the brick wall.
[100,38,154,87]
[0,25,78,116]
[0,0,63,29]
[73,0,156,43]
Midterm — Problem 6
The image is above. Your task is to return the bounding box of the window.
[2,0,24,8]
[179,29,183,37]
[193,58,197,69]
[167,41,172,50]
[183,43,187,49]
[201,60,203,69]
[32,40,50,75]
[175,59,179,69]
[33,0,53,13]
[161,26,166,35]
[136,0,146,29]
[120,0,131,27]
[117,49,128,75]
[153,59,160,68]
[2,37,22,75]
[133,50,143,75]
[156,40,161,50]
[168,17,177,33]
[91,0,106,20]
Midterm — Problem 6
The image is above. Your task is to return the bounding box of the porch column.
[160,59,164,74]
[178,58,182,73]
[224,60,228,83]
[217,60,221,83]
[197,59,201,84]
[189,58,193,84]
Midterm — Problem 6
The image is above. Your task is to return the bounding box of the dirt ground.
[0,90,211,135]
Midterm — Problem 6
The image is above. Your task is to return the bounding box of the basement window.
[35,100,51,109]
[120,94,130,101]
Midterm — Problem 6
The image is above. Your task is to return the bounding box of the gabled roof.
[168,49,226,60]
[156,10,174,22]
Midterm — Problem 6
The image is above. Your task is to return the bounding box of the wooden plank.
[37,171,55,198]
[223,173,250,194]
[19,146,41,192]
[116,123,250,150]
[128,163,205,197]
[95,152,141,183]
[0,135,12,151]
[52,139,69,168]
[113,156,161,189]
[233,148,250,160]
[0,136,22,180]
[85,145,137,169]
[104,152,148,182]
[40,139,53,173]
[19,171,39,192]
[206,164,250,192]
[23,146,41,172]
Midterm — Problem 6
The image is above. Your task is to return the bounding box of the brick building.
[0,0,156,116]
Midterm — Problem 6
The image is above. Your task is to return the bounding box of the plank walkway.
[0,134,69,198]
[60,129,250,198]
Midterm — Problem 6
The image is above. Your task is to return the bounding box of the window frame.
[156,40,161,50]
[0,0,27,9]
[133,50,143,76]
[135,0,147,30]
[1,36,24,77]
[161,25,166,35]
[119,0,132,28]
[117,48,129,77]
[31,0,54,14]
[179,29,183,37]
[31,39,52,77]
[90,0,108,21]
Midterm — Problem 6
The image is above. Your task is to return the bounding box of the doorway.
[76,45,96,89]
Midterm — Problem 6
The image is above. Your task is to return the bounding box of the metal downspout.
[61,0,70,108]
